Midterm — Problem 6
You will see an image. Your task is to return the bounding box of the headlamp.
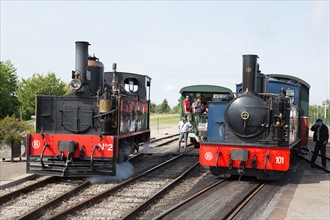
[69,79,82,90]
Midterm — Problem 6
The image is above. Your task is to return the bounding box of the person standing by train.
[177,115,192,152]
[311,119,329,168]
[194,98,204,125]
[191,98,197,113]
[183,95,191,114]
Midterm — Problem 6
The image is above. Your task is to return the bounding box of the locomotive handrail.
[257,92,277,96]
[90,145,98,170]
[40,143,49,168]
[263,153,269,173]
[93,107,118,118]
[216,150,221,172]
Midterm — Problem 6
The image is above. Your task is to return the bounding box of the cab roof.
[180,85,233,94]
[267,74,310,89]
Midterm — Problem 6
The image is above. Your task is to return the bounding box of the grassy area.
[150,114,180,124]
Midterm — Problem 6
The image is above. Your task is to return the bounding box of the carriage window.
[286,89,294,97]
[124,78,138,93]
[213,94,222,99]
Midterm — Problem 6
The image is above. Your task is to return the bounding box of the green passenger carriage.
[179,85,233,147]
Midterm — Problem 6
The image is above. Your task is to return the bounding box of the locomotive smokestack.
[242,54,258,94]
[75,41,90,82]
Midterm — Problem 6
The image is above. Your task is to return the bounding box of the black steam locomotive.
[26,41,151,177]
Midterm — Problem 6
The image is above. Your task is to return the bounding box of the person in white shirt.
[177,115,192,152]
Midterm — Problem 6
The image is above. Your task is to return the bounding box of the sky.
[1,0,329,107]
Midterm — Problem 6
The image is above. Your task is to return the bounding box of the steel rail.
[150,134,179,143]
[154,138,180,148]
[152,177,228,220]
[0,174,39,190]
[17,181,90,220]
[121,162,200,220]
[48,149,194,220]
[224,182,266,220]
[15,152,146,219]
[0,176,58,205]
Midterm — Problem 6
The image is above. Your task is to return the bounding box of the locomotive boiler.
[200,54,310,179]
[26,41,151,177]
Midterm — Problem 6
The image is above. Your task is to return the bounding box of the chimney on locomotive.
[242,54,259,94]
[70,41,90,93]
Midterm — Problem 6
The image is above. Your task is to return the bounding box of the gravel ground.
[0,176,49,196]
[39,155,174,219]
[66,156,199,220]
[0,179,84,220]
[138,165,209,219]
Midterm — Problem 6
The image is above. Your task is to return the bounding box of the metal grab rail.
[40,143,49,168]
[90,145,98,170]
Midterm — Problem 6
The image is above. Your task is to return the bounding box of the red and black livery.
[26,41,151,177]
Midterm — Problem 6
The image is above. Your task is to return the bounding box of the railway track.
[149,134,180,148]
[153,177,266,220]
[46,150,197,219]
[0,178,86,220]
[122,162,205,220]
[150,134,179,144]
[0,176,57,205]
[0,136,183,219]
[223,182,266,220]
[0,135,178,194]
[0,153,169,220]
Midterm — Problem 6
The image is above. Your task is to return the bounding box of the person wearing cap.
[311,119,329,168]
[177,115,192,152]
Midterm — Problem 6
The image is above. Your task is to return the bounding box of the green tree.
[0,115,33,146]
[0,60,19,119]
[170,102,180,114]
[150,102,157,113]
[156,99,171,113]
[309,99,330,120]
[17,72,69,119]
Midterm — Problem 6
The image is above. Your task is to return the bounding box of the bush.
[0,116,33,147]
